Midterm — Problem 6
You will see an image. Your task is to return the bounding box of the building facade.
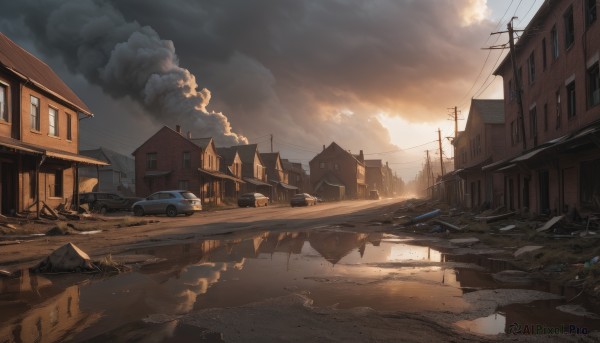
[488,0,600,216]
[309,142,366,200]
[0,33,106,216]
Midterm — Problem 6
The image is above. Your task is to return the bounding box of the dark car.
[290,193,317,207]
[132,190,202,217]
[238,193,269,207]
[79,192,142,214]
[369,190,380,200]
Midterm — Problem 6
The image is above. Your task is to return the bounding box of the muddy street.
[1,199,600,342]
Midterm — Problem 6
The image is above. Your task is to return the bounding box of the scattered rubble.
[31,242,130,274]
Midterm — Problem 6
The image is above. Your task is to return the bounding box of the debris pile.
[31,242,130,274]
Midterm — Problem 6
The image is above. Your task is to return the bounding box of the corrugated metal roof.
[472,99,504,124]
[0,33,92,116]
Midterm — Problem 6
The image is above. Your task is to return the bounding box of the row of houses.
[439,0,600,218]
[128,126,402,205]
[0,30,403,216]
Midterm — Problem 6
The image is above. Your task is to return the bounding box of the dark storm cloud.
[0,0,495,171]
[0,0,246,145]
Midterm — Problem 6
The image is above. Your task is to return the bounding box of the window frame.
[587,62,600,108]
[30,95,40,131]
[527,51,536,84]
[182,151,191,169]
[550,25,559,60]
[146,152,158,170]
[586,0,597,28]
[566,81,576,119]
[48,106,59,137]
[564,6,575,49]
[0,83,8,122]
[66,113,72,140]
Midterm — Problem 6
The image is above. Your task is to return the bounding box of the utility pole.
[507,19,527,151]
[453,106,458,139]
[486,18,526,150]
[270,134,273,153]
[438,128,444,176]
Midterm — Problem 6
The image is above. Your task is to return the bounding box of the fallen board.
[433,219,462,231]
[536,215,565,232]
[474,211,517,223]
[499,224,516,232]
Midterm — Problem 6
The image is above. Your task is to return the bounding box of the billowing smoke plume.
[15,0,246,145]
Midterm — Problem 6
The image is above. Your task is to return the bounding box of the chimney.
[187,131,192,139]
[359,150,364,162]
[176,125,181,134]
[323,145,326,151]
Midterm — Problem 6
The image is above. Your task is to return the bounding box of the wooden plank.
[499,224,516,232]
[433,219,462,231]
[536,215,565,232]
[474,211,517,223]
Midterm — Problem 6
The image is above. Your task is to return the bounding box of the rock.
[449,238,480,246]
[33,242,96,273]
[514,245,543,257]
[45,226,70,236]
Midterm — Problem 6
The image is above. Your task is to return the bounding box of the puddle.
[1,230,599,342]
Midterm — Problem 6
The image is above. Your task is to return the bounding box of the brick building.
[260,152,298,202]
[233,144,272,195]
[486,0,600,215]
[0,33,106,216]
[216,147,245,202]
[282,159,311,194]
[453,99,505,209]
[309,142,366,200]
[133,126,239,205]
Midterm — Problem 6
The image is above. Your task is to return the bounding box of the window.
[511,120,520,146]
[567,81,576,118]
[66,113,72,140]
[30,96,40,131]
[542,38,547,70]
[0,84,7,122]
[551,25,559,60]
[556,91,562,129]
[319,162,325,169]
[508,79,514,101]
[48,170,63,197]
[178,180,189,190]
[564,6,575,49]
[183,152,191,169]
[586,0,597,28]
[543,103,548,132]
[588,63,600,108]
[530,106,538,146]
[49,107,58,136]
[527,52,535,84]
[146,152,157,169]
[517,67,523,87]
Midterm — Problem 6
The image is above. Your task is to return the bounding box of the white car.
[132,190,202,217]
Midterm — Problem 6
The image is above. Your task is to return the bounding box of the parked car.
[132,190,202,217]
[369,190,380,200]
[238,193,269,207]
[79,192,142,214]
[290,193,317,207]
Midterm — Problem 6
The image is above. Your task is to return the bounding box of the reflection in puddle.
[1,230,599,342]
[455,313,506,335]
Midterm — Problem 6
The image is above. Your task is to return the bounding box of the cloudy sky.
[0,0,543,180]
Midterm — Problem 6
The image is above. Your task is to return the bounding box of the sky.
[0,0,544,180]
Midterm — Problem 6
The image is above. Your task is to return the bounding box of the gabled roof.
[471,99,505,124]
[216,147,239,165]
[310,142,364,165]
[235,144,261,164]
[190,137,213,150]
[0,33,92,116]
[259,152,281,171]
[132,126,199,155]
